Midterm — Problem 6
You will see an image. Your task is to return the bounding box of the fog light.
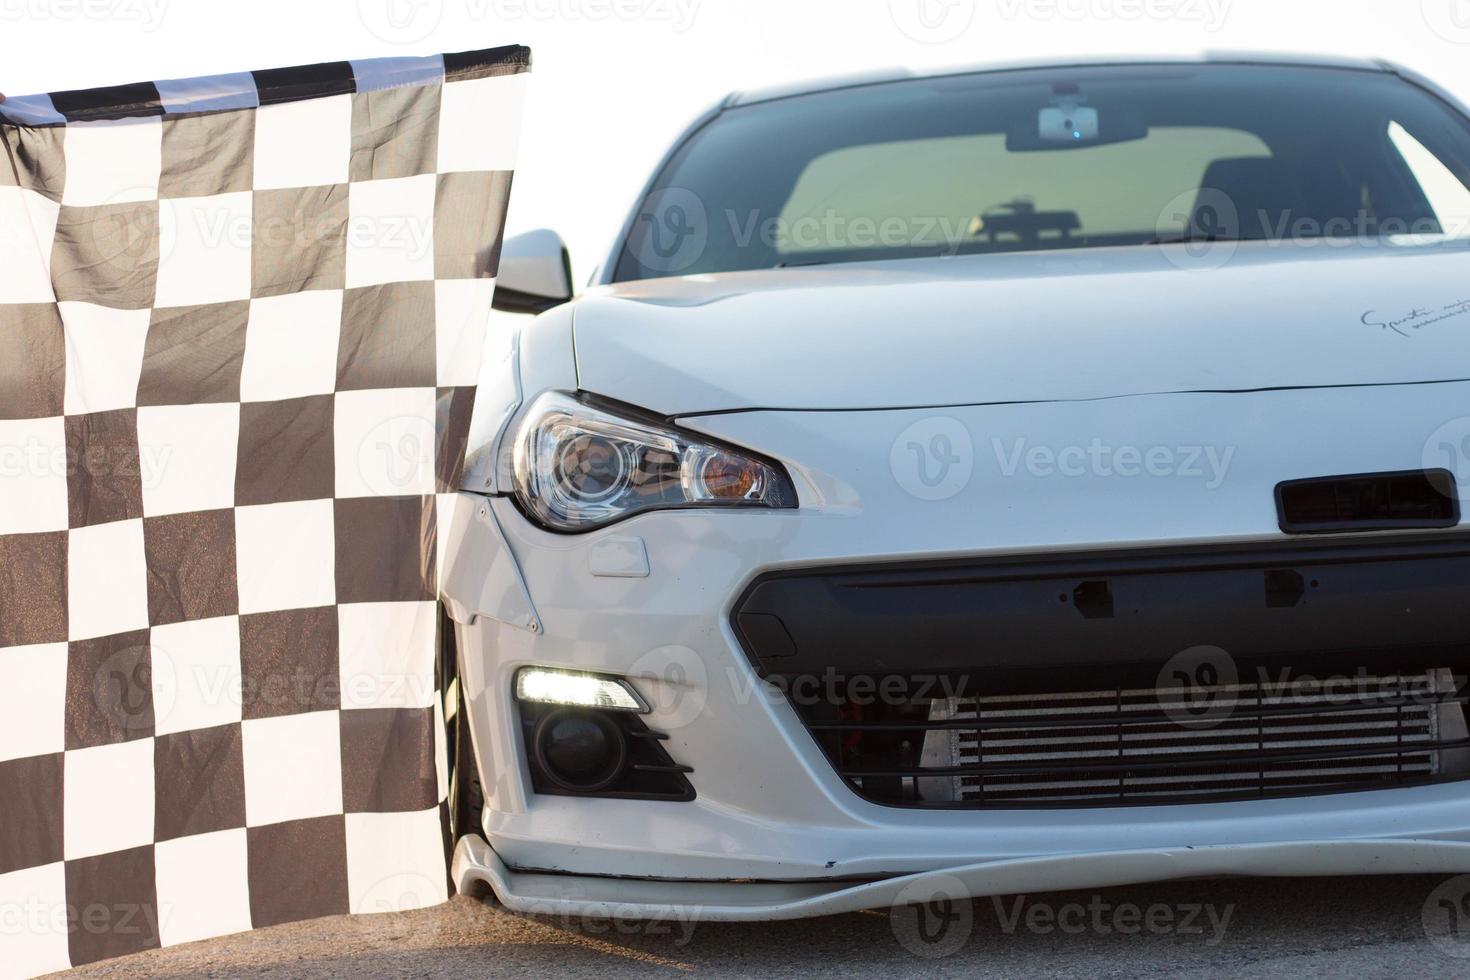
[533,708,627,792]
[515,667,647,712]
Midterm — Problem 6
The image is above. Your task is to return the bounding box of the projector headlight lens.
[512,392,796,532]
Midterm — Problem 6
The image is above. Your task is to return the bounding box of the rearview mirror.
[1005,106,1148,152]
[493,229,573,314]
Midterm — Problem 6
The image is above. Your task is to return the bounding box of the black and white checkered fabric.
[0,45,528,976]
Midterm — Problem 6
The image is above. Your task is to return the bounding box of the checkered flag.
[0,45,528,977]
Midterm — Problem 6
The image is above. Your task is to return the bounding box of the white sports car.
[442,54,1470,920]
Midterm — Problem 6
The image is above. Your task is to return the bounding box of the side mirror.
[493,229,573,315]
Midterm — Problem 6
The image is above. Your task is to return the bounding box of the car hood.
[570,242,1470,416]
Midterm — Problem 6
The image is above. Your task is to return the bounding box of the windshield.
[613,64,1470,281]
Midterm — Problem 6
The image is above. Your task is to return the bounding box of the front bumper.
[442,384,1470,909]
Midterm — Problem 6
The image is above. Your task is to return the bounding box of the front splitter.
[452,834,1470,922]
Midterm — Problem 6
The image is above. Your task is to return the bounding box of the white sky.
[5,0,1470,281]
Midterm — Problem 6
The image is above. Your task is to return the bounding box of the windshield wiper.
[776,247,955,269]
[1145,233,1251,245]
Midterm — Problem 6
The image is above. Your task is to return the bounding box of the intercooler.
[913,669,1470,806]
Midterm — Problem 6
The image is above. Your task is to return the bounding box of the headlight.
[512,392,797,532]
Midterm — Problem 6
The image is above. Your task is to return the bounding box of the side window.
[1388,120,1470,237]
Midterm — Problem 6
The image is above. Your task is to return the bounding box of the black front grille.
[733,537,1470,809]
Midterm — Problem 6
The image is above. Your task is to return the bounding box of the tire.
[443,611,484,844]
[452,678,485,843]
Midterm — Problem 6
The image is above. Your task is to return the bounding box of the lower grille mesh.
[828,669,1470,808]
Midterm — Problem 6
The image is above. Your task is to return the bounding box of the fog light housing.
[532,708,628,793]
[515,667,694,801]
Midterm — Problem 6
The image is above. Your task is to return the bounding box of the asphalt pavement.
[51,873,1470,978]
